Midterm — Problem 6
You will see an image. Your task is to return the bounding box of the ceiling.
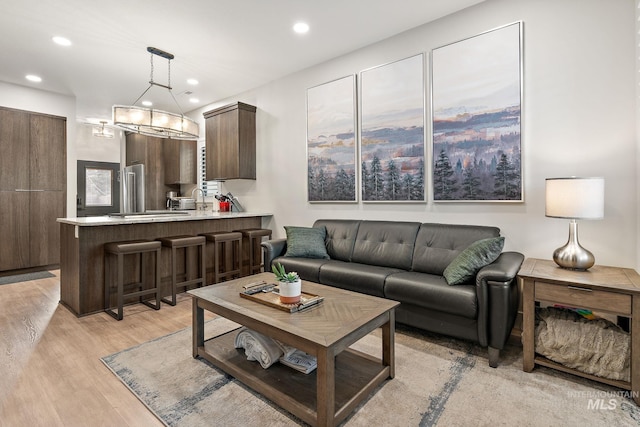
[0,0,484,124]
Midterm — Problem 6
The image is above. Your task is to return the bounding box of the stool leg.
[155,247,161,307]
[140,250,161,311]
[116,253,124,320]
[236,238,243,279]
[162,246,178,306]
[214,241,221,283]
[105,252,112,315]
[199,241,206,287]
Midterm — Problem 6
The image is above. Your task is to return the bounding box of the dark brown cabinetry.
[164,139,196,184]
[125,133,168,210]
[204,102,256,180]
[0,107,66,271]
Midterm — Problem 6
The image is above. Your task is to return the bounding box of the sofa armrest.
[261,238,287,271]
[475,251,525,350]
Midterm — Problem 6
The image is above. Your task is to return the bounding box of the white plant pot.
[278,279,301,304]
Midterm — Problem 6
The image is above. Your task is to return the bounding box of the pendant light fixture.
[92,120,114,138]
[112,47,199,140]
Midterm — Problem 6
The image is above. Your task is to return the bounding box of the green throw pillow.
[443,237,505,285]
[284,226,330,259]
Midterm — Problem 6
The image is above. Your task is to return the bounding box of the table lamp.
[545,177,604,270]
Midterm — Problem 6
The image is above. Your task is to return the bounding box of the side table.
[518,258,640,404]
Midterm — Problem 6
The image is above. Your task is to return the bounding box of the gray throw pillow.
[284,226,330,259]
[443,237,505,285]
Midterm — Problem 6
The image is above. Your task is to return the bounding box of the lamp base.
[552,220,595,270]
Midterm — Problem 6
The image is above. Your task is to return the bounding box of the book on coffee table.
[279,350,317,374]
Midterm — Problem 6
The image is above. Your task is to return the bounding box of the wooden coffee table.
[189,272,400,427]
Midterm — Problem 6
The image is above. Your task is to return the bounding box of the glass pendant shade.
[113,105,199,140]
[112,47,199,140]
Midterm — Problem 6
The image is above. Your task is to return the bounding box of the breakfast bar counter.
[57,211,272,316]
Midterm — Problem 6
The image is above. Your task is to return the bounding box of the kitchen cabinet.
[164,139,196,184]
[204,102,256,180]
[0,107,66,271]
[125,133,170,210]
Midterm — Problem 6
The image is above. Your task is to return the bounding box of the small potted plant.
[272,262,302,304]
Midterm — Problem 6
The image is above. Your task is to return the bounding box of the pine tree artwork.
[431,22,522,201]
[307,75,357,202]
[360,54,426,202]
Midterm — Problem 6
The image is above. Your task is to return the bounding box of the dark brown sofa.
[262,219,524,367]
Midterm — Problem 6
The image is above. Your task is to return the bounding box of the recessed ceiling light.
[293,22,310,34]
[142,100,153,106]
[25,75,42,82]
[187,78,199,85]
[52,36,72,46]
[189,98,199,103]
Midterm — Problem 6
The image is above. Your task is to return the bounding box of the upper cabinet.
[164,139,196,184]
[125,133,167,210]
[204,102,256,180]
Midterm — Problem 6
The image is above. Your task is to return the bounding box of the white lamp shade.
[545,177,604,219]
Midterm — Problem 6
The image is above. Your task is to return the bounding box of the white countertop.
[57,210,273,226]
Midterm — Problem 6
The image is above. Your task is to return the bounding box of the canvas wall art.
[431,22,523,202]
[306,75,357,202]
[359,54,425,202]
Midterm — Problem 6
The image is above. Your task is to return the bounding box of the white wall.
[0,81,77,216]
[193,0,638,269]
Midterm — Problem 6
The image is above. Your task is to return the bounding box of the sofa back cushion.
[351,221,421,270]
[313,219,361,261]
[411,223,501,275]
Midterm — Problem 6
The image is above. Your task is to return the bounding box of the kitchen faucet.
[191,187,207,211]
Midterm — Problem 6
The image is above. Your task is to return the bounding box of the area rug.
[101,318,640,426]
[0,271,54,285]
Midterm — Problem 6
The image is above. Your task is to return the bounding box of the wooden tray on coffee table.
[239,285,324,313]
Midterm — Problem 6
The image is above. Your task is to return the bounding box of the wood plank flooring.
[0,270,213,427]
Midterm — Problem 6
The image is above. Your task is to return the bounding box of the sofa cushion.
[443,237,505,285]
[319,260,402,298]
[384,272,477,319]
[313,219,361,261]
[283,225,330,259]
[351,220,420,270]
[411,223,501,275]
[273,256,331,283]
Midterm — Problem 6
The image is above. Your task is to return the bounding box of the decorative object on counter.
[272,262,301,304]
[113,46,199,140]
[545,177,604,270]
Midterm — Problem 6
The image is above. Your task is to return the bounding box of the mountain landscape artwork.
[432,22,522,202]
[360,54,425,202]
[307,75,357,202]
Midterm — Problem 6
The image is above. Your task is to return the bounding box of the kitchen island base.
[59,213,270,316]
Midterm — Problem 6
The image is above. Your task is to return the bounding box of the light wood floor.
[0,270,213,427]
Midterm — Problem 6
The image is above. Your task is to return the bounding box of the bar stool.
[104,240,161,321]
[157,235,206,306]
[234,228,272,276]
[200,231,243,283]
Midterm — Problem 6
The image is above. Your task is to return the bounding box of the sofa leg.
[488,347,500,368]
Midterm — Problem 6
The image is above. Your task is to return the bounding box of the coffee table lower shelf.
[195,329,390,426]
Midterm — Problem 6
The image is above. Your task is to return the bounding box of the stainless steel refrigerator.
[121,164,145,213]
